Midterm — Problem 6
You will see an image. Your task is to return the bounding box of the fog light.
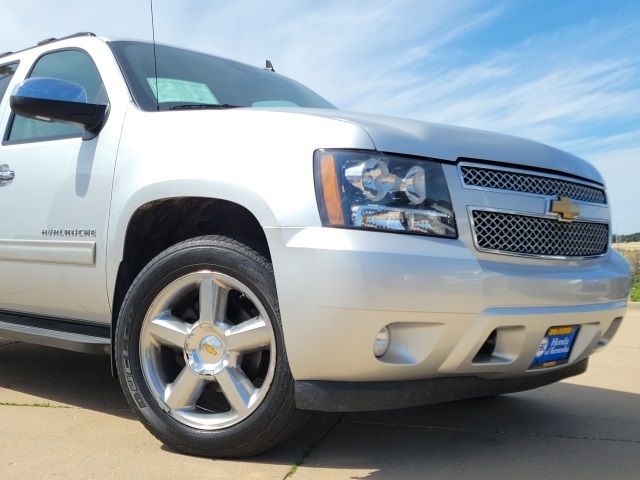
[373,326,390,357]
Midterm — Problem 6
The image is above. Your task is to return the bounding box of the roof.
[0,32,97,60]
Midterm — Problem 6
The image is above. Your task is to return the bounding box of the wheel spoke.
[148,312,190,349]
[199,275,229,324]
[226,316,271,353]
[164,367,206,411]
[215,367,256,415]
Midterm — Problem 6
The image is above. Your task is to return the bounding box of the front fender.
[105,105,374,309]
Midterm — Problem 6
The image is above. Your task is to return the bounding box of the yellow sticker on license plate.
[547,326,575,336]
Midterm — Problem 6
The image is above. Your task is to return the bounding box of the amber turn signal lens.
[318,153,345,225]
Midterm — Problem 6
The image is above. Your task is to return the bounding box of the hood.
[263,108,603,184]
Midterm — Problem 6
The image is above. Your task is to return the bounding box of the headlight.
[314,150,457,238]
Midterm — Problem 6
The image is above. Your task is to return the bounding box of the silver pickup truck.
[0,33,631,457]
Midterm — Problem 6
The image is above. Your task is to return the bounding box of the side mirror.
[10,77,108,140]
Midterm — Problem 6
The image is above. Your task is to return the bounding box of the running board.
[0,311,110,355]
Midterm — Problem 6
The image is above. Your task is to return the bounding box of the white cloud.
[149,0,504,103]
[0,0,153,50]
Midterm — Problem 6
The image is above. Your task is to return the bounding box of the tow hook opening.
[473,329,497,363]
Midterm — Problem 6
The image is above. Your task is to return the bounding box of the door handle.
[0,164,14,184]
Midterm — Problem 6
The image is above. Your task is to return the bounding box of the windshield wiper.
[169,104,242,110]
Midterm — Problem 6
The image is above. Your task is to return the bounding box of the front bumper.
[267,227,630,384]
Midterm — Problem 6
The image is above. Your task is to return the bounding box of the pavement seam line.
[0,401,72,408]
[282,414,344,479]
[346,420,640,444]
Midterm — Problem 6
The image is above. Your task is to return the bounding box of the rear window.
[0,62,19,103]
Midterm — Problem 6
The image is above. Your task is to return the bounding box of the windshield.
[109,41,335,111]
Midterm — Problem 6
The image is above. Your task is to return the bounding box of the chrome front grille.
[471,210,609,258]
[461,165,606,204]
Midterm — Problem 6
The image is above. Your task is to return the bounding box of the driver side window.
[7,50,106,143]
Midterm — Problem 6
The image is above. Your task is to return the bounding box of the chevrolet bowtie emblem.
[550,196,580,221]
[203,344,218,356]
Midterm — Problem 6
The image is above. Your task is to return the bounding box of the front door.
[0,48,121,323]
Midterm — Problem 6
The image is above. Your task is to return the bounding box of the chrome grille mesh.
[461,166,606,204]
[472,211,609,258]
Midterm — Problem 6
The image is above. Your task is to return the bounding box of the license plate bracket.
[530,325,580,369]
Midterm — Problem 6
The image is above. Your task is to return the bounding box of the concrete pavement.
[1,307,638,479]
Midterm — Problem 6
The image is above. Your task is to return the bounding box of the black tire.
[115,235,308,457]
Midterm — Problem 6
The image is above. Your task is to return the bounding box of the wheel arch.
[109,194,275,373]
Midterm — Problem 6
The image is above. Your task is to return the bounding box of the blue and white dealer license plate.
[530,325,580,369]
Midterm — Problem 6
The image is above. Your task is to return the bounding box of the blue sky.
[1,0,639,232]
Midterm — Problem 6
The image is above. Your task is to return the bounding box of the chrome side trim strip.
[0,239,96,265]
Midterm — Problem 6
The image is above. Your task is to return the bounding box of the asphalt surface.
[0,306,638,479]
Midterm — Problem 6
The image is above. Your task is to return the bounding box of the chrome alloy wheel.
[139,270,276,430]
